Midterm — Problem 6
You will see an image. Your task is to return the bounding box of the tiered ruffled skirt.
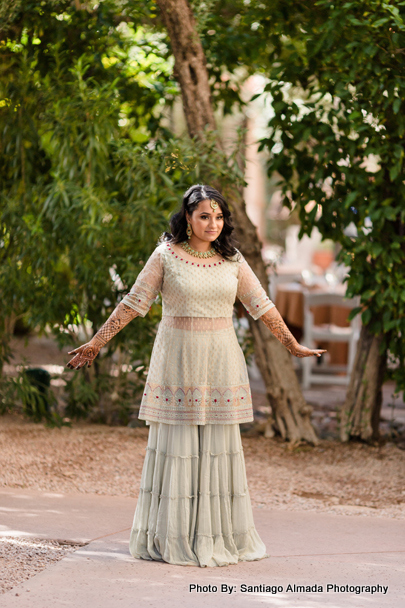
[129,422,268,567]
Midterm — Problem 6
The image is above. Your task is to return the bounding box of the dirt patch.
[1,413,404,519]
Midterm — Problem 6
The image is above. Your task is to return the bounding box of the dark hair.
[159,184,241,261]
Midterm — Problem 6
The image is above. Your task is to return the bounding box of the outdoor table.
[275,282,351,365]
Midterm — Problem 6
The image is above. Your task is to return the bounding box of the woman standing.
[67,184,325,568]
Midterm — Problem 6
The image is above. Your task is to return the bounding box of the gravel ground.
[0,536,84,595]
[1,412,404,518]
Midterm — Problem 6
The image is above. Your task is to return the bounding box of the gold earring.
[186,222,192,239]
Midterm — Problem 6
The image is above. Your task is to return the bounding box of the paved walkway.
[1,487,404,607]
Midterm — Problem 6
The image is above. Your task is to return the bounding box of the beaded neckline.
[165,242,225,268]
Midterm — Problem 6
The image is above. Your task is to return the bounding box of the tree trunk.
[155,0,216,139]
[340,325,386,443]
[157,0,319,445]
[0,313,18,378]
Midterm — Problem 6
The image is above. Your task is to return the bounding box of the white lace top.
[121,240,275,425]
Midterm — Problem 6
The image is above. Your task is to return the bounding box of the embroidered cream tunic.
[121,240,275,425]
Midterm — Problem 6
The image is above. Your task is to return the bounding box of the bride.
[67,184,325,567]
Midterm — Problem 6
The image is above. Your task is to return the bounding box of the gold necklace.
[179,240,218,259]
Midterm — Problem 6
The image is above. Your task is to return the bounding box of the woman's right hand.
[66,341,101,369]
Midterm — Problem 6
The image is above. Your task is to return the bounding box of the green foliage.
[0,1,178,424]
[0,362,67,428]
[0,1,249,423]
[0,1,176,320]
[253,1,405,397]
[189,0,272,115]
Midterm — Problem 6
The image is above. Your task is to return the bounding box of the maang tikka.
[200,186,218,210]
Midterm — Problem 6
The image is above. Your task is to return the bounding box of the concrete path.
[1,487,404,607]
[0,487,134,544]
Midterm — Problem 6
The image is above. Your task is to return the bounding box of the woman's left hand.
[66,341,101,369]
[292,345,327,358]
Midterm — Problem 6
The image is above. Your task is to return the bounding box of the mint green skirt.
[129,422,268,567]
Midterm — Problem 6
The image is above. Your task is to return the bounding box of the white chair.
[301,292,361,388]
[268,272,303,302]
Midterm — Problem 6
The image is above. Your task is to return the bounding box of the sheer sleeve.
[121,248,164,317]
[236,252,275,320]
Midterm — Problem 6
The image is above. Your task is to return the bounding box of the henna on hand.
[66,303,140,369]
[66,343,101,369]
[260,307,327,358]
